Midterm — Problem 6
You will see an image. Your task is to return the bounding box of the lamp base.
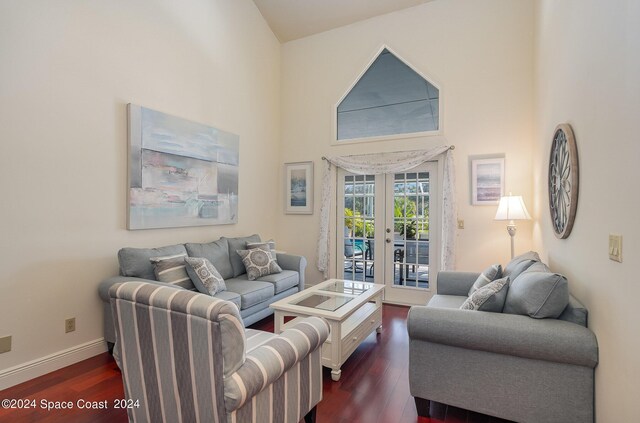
[507,221,517,259]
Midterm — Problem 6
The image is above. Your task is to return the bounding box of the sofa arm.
[98,276,182,302]
[224,316,329,411]
[436,271,479,296]
[407,306,598,368]
[276,253,307,290]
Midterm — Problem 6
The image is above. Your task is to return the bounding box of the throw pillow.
[468,264,503,296]
[460,276,510,312]
[150,253,195,290]
[224,234,262,277]
[503,251,541,281]
[247,241,278,262]
[118,244,187,280]
[184,257,227,296]
[503,269,569,318]
[237,247,282,281]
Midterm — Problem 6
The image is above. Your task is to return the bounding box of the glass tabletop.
[318,281,372,296]
[292,294,354,312]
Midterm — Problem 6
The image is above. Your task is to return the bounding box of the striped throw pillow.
[150,253,195,290]
[468,264,502,296]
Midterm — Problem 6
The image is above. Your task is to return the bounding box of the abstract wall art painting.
[127,104,239,230]
[470,155,505,205]
[284,161,313,214]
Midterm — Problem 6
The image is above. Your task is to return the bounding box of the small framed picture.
[284,161,314,214]
[470,156,505,205]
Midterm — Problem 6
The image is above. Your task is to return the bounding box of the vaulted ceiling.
[252,0,434,42]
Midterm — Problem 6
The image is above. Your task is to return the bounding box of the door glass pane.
[392,172,429,288]
[343,174,375,282]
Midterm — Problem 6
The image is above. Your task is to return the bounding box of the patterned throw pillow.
[247,241,278,263]
[150,253,195,290]
[468,264,503,296]
[184,257,227,296]
[237,247,282,281]
[461,276,510,312]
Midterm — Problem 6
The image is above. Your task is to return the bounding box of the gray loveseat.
[98,234,306,351]
[408,254,598,423]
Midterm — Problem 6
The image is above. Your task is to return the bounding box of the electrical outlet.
[0,336,11,353]
[457,219,464,229]
[65,318,76,333]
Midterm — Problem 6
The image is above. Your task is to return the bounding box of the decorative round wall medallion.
[548,123,579,239]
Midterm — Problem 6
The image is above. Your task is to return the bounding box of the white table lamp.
[494,195,531,259]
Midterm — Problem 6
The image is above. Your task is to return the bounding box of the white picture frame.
[284,161,314,214]
[470,156,505,205]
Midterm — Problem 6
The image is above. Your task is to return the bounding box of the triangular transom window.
[337,49,439,141]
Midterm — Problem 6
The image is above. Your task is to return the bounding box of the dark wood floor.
[0,304,511,423]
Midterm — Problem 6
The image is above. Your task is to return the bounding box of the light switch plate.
[457,219,464,229]
[609,234,622,262]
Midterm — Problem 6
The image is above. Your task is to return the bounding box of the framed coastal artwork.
[284,161,313,214]
[470,155,505,205]
[127,104,239,230]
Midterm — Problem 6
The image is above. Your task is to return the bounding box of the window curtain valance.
[317,146,456,278]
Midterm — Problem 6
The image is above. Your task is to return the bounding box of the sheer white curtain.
[317,146,456,278]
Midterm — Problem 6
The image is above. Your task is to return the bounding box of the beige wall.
[278,0,535,286]
[533,1,640,419]
[0,0,280,384]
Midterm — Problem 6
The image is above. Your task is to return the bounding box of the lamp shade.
[494,195,531,221]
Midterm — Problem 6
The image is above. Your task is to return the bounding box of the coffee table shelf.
[270,279,384,381]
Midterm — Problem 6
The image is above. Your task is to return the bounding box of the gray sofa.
[98,235,306,350]
[408,257,598,423]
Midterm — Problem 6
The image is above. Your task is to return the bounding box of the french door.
[337,162,440,305]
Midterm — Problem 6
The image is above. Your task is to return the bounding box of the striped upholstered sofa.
[110,281,329,423]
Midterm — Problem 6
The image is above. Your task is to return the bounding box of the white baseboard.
[0,338,107,390]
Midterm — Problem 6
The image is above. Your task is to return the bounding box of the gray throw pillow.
[461,276,510,312]
[150,253,195,290]
[503,251,541,280]
[185,257,227,296]
[468,264,503,296]
[237,247,282,281]
[503,270,569,318]
[185,238,234,280]
[224,235,261,277]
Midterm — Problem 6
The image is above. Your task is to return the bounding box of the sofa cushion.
[118,244,187,280]
[150,254,195,290]
[503,269,569,318]
[461,276,509,312]
[225,234,261,277]
[224,279,274,309]
[213,290,242,310]
[237,248,282,281]
[185,239,234,280]
[503,251,540,280]
[185,257,227,296]
[558,295,588,327]
[426,294,467,309]
[468,264,502,296]
[233,270,299,295]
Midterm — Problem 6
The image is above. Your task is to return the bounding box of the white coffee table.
[270,279,384,381]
